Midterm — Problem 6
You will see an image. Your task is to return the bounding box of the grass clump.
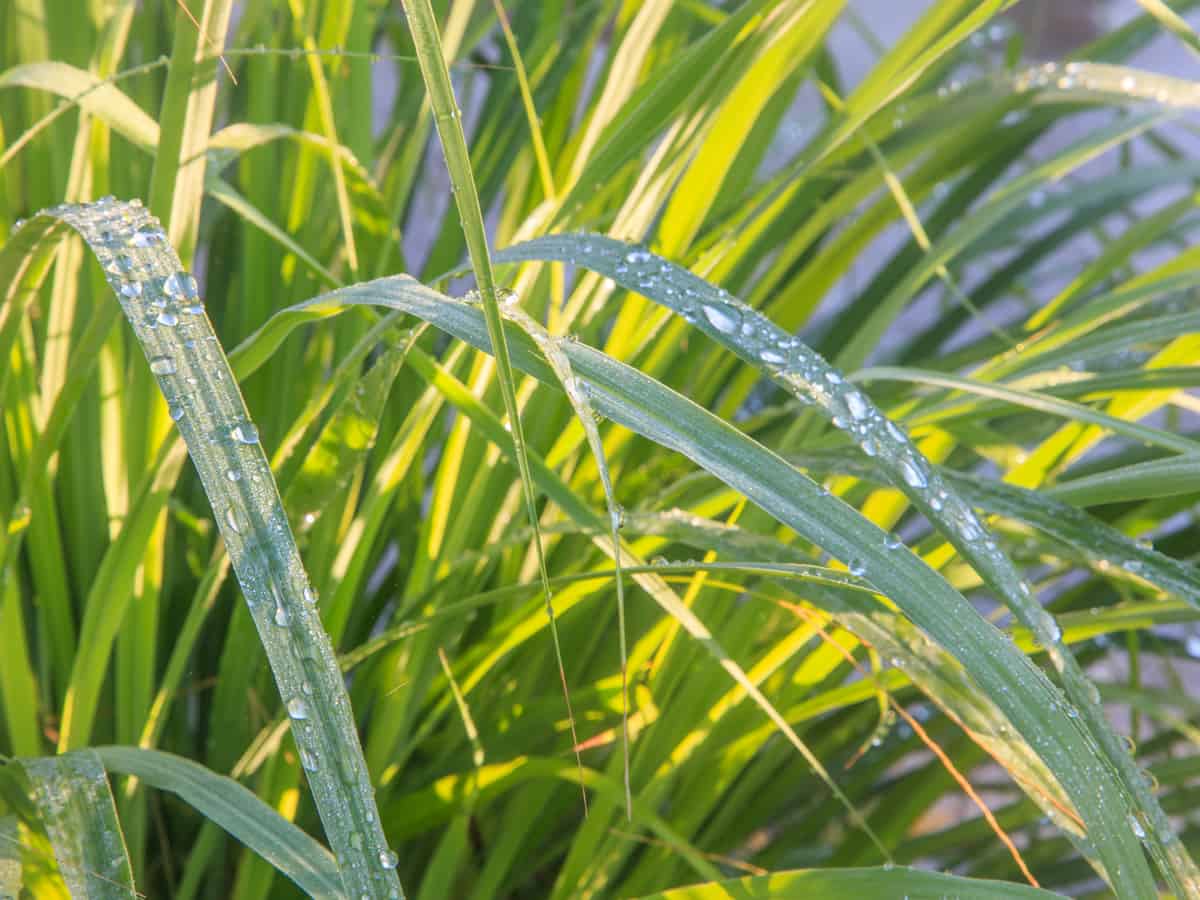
[2,2,1200,898]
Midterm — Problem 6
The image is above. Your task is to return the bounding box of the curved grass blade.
[495,233,1197,893]
[401,0,587,808]
[95,746,343,900]
[1049,454,1200,507]
[259,272,1156,895]
[11,200,401,899]
[21,750,135,899]
[630,866,1066,900]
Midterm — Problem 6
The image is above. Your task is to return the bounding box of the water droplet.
[378,849,399,869]
[119,281,143,299]
[287,697,309,720]
[610,504,625,531]
[225,506,242,534]
[701,304,738,334]
[1130,814,1146,840]
[299,747,319,771]
[149,356,176,376]
[226,469,242,483]
[1185,635,1200,659]
[303,584,319,605]
[168,404,185,421]
[129,228,160,248]
[274,604,290,627]
[899,459,927,489]
[847,558,867,577]
[759,348,785,364]
[844,390,869,421]
[231,422,260,444]
[162,272,198,299]
[156,310,179,327]
[884,535,903,551]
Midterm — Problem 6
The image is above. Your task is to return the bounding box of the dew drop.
[129,228,160,248]
[226,469,242,483]
[119,281,143,299]
[224,506,242,534]
[287,698,309,720]
[378,849,399,869]
[844,390,869,421]
[274,605,290,627]
[759,348,785,364]
[299,747,319,771]
[156,310,179,327]
[303,584,319,605]
[701,304,738,334]
[231,422,260,444]
[162,271,198,299]
[149,356,176,376]
[168,404,185,422]
[900,459,927,489]
[1130,814,1146,840]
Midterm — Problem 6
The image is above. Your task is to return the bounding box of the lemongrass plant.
[2,1,1200,898]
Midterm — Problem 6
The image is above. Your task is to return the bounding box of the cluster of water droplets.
[1011,61,1197,108]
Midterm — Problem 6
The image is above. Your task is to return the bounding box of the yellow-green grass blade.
[10,199,400,898]
[630,866,1066,899]
[21,749,136,899]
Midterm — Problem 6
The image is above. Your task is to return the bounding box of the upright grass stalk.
[399,0,588,806]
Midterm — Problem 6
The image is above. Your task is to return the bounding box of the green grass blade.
[95,746,344,899]
[401,0,587,803]
[13,199,401,898]
[21,749,136,899]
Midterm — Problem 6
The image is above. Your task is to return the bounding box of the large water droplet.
[226,469,242,483]
[1130,814,1146,840]
[759,348,785,364]
[844,390,869,421]
[701,305,738,334]
[225,506,242,534]
[168,404,185,422]
[231,423,259,444]
[274,604,290,627]
[162,271,198,300]
[156,310,179,327]
[378,849,399,869]
[129,228,160,248]
[299,747,320,771]
[287,698,309,720]
[119,281,143,299]
[900,459,927,489]
[303,584,319,605]
[149,356,176,376]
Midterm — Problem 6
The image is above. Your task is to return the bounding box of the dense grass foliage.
[2,1,1200,897]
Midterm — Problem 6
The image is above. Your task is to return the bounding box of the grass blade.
[21,749,136,899]
[12,199,401,898]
